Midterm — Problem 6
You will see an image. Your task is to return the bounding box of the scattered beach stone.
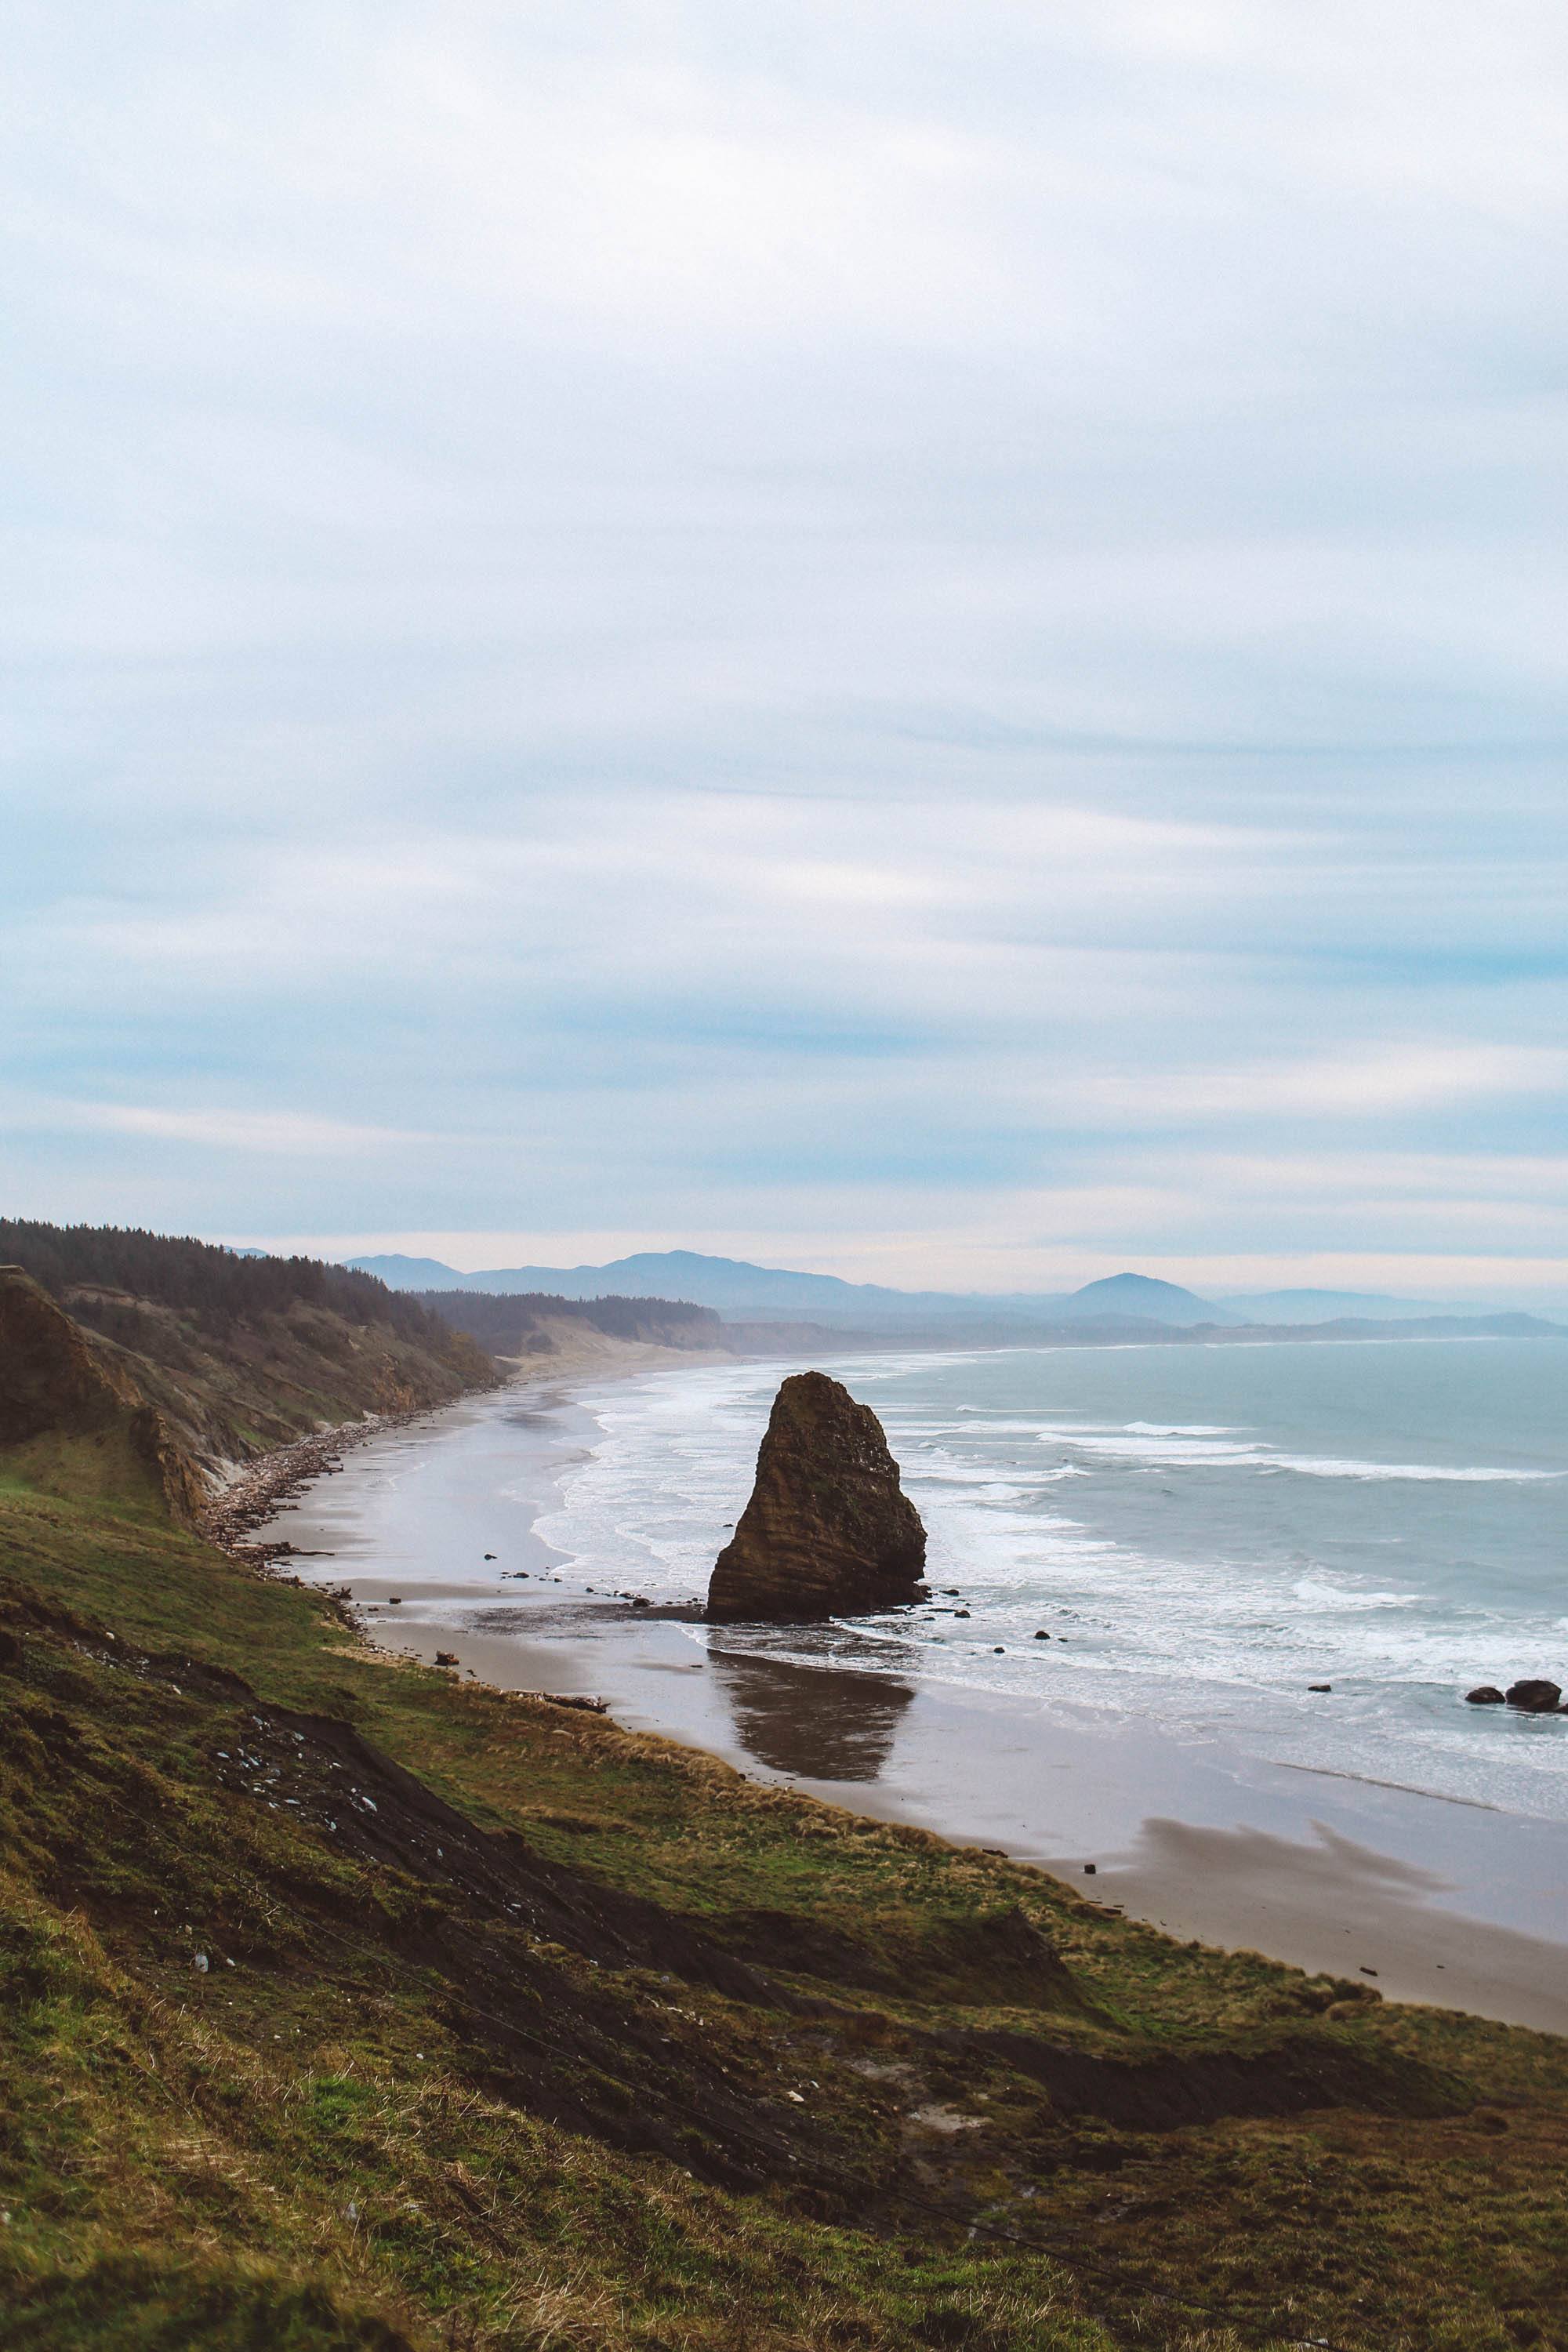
[993,1645,1005,1653]
[434,1651,457,1667]
[706,1370,927,1624]
[1083,1864,1097,1875]
[387,1596,402,1606]
[1504,1679,1563,1713]
[1308,1682,1332,1693]
[1465,1686,1505,1705]
[1033,1630,1050,1639]
[953,1608,971,1619]
[484,1552,496,1559]
[199,1414,407,1556]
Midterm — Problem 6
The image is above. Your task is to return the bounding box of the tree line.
[0,1219,445,1345]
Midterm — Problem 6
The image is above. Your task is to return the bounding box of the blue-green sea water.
[539,1337,1568,1820]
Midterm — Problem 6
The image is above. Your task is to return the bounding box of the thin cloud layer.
[4,4,1566,1300]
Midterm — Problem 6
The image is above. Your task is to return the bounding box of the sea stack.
[706,1370,928,1624]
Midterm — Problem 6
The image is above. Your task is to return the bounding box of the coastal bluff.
[0,1262,207,1523]
[706,1370,928,1623]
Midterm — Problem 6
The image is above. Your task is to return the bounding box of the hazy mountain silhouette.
[348,1249,1240,1328]
[347,1250,1545,1340]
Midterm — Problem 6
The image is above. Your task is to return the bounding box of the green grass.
[0,1465,1565,2351]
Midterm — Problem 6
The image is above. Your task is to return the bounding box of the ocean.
[538,1336,1568,1820]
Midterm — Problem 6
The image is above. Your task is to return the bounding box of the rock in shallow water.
[706,1370,927,1624]
[1504,1679,1563,1713]
[1465,1686,1505,1704]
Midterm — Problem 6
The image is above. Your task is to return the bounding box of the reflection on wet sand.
[501,1406,567,1432]
[708,1649,915,1780]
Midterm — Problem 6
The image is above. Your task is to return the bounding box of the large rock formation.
[706,1370,927,1624]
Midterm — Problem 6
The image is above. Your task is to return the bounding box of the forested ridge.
[0,1219,444,1345]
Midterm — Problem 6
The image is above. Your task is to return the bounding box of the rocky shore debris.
[706,1370,927,1624]
[201,1417,390,1555]
[1465,1686,1505,1705]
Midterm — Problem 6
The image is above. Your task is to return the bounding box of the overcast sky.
[5,2,1567,1300]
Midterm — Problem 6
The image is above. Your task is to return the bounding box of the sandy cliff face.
[706,1370,927,1623]
[0,1263,495,1519]
[0,1265,206,1521]
[64,1290,495,1487]
[0,1265,143,1443]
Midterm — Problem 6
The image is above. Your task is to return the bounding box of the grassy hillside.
[1,1397,1566,2347]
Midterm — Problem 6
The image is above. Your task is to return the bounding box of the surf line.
[1273,1759,1503,1812]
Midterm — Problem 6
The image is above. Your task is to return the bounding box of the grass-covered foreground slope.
[2,1458,1566,2349]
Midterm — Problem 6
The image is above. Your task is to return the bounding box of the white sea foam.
[1122,1421,1242,1436]
[1044,1424,1557,1481]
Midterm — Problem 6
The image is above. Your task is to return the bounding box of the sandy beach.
[255,1363,1568,2040]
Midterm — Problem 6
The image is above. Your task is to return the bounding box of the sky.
[5,1,1567,1303]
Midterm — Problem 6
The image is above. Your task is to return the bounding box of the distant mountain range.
[351,1252,1223,1326]
[346,1250,1531,1337]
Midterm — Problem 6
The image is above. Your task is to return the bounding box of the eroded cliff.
[0,1265,206,1520]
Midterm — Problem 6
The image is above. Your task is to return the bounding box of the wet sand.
[259,1377,1568,2039]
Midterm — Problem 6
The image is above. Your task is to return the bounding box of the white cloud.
[11,1101,430,1157]
[1074,1045,1568,1122]
[2,3,1566,1290]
